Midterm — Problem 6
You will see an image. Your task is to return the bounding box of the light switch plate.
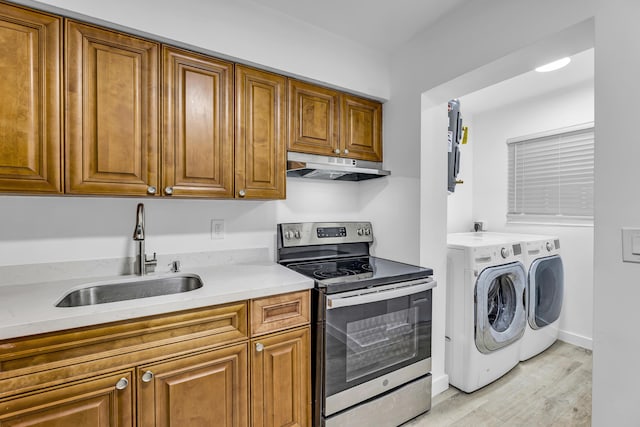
[211,219,225,240]
[622,228,640,262]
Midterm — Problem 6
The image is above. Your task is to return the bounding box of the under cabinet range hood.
[286,152,391,181]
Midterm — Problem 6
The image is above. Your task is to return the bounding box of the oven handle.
[326,279,435,309]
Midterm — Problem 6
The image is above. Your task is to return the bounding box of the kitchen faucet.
[133,203,157,275]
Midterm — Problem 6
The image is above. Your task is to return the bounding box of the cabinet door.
[65,21,159,196]
[163,46,234,198]
[0,4,61,193]
[138,343,248,427]
[288,80,339,156]
[341,94,383,162]
[0,371,134,426]
[235,65,286,200]
[252,327,310,427]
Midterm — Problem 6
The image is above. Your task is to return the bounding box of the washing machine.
[517,234,564,361]
[446,233,527,393]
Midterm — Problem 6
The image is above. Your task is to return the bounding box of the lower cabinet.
[0,291,310,427]
[138,343,248,427]
[0,371,135,426]
[251,328,310,427]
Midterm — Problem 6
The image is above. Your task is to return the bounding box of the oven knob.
[546,241,554,252]
[500,247,509,258]
[364,228,371,236]
[294,230,301,239]
[284,231,292,240]
[357,228,364,236]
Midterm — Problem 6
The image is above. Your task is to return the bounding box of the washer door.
[475,262,526,354]
[528,255,564,329]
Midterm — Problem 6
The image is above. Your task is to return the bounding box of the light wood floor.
[405,341,592,426]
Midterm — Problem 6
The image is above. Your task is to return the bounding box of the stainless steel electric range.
[277,221,436,427]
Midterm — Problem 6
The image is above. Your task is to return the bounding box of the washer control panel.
[279,222,373,247]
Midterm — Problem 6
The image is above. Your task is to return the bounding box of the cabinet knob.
[334,149,340,154]
[115,377,129,390]
[142,370,154,383]
[147,186,157,195]
[343,149,349,154]
[255,342,264,352]
[238,190,246,198]
[164,186,173,195]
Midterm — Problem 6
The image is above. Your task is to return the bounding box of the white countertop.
[0,262,313,340]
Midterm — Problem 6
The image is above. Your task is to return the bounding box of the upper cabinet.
[65,20,160,196]
[235,65,286,200]
[0,3,62,193]
[288,79,383,162]
[162,46,234,198]
[341,94,383,162]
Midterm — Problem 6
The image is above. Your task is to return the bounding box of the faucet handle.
[145,252,157,264]
[170,260,181,273]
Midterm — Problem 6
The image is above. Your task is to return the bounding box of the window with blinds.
[507,123,594,224]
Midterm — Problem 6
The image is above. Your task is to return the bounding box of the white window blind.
[507,123,594,224]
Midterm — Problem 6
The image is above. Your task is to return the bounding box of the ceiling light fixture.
[535,57,571,72]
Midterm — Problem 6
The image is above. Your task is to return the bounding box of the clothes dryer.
[446,233,527,393]
[517,234,564,361]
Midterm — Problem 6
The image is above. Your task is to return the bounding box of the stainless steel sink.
[56,274,204,307]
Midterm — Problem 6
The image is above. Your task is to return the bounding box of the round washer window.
[487,274,517,332]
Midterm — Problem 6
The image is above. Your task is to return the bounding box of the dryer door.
[528,255,564,329]
[475,262,526,354]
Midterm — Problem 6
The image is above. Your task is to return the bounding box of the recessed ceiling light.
[535,57,571,73]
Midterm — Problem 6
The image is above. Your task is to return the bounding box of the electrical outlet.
[211,219,225,240]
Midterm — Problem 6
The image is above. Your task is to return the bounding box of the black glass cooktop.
[285,256,433,293]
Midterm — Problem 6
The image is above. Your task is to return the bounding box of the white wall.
[0,180,362,268]
[17,0,389,100]
[469,81,594,349]
[592,1,640,424]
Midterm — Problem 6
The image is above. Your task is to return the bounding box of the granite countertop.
[0,261,313,341]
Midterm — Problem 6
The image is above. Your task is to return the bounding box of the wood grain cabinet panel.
[235,65,286,199]
[251,327,310,427]
[0,370,134,427]
[0,3,61,193]
[162,46,234,198]
[251,290,310,337]
[65,20,159,196]
[288,80,339,156]
[341,94,382,162]
[138,343,248,427]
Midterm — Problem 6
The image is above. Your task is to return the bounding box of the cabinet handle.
[334,149,340,154]
[255,342,264,352]
[164,186,173,195]
[238,189,246,198]
[147,186,157,195]
[142,370,154,383]
[343,149,349,154]
[115,377,129,390]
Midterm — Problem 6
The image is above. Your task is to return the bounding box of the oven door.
[323,279,433,417]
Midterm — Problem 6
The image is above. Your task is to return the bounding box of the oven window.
[346,307,418,381]
[324,289,431,398]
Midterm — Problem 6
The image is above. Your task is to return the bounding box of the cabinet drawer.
[251,290,310,337]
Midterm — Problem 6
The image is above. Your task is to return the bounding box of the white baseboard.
[432,373,450,398]
[559,330,593,350]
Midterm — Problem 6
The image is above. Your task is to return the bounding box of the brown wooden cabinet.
[288,80,340,157]
[0,371,135,426]
[0,3,62,194]
[251,327,311,427]
[138,343,248,427]
[341,94,383,162]
[162,46,235,198]
[288,79,383,162]
[0,291,309,427]
[235,65,286,199]
[65,20,160,196]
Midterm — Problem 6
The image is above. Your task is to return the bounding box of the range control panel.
[279,222,373,247]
